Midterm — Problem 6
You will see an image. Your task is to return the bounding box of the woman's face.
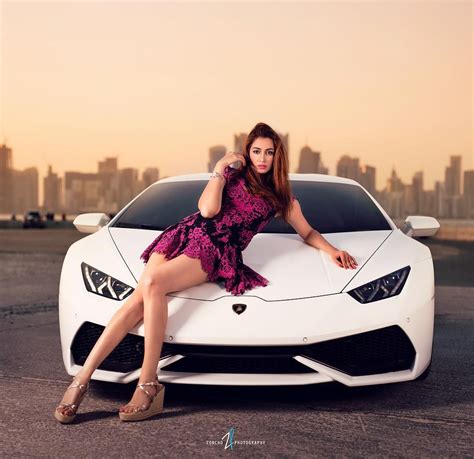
[249,137,275,174]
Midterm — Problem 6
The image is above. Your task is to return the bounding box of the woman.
[54,121,358,423]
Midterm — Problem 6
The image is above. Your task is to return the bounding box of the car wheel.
[415,359,432,381]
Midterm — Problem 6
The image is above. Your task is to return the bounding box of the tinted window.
[111,180,391,233]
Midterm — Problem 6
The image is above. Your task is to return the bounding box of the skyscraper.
[445,155,462,196]
[297,146,329,174]
[98,157,119,212]
[360,165,376,196]
[412,171,424,214]
[0,143,13,213]
[142,167,159,188]
[98,157,118,174]
[337,155,361,182]
[463,170,474,218]
[43,165,63,212]
[13,167,39,213]
[65,172,101,214]
[386,168,404,193]
[118,168,139,209]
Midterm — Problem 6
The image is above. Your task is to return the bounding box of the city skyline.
[1,134,471,187]
[0,2,471,197]
[1,139,472,221]
[0,138,474,201]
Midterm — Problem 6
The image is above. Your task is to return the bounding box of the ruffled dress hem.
[141,242,270,296]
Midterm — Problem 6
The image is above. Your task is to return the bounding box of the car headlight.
[347,266,411,304]
[81,262,134,301]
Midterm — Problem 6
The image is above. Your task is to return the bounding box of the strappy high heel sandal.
[54,376,90,424]
[119,377,165,422]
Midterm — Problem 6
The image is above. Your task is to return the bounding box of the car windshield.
[111,179,391,234]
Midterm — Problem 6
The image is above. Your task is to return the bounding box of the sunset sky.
[1,0,472,204]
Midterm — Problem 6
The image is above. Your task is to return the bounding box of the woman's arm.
[287,199,358,269]
[286,199,336,253]
[198,151,246,218]
[198,161,226,218]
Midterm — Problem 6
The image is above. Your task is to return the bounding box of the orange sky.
[1,0,472,204]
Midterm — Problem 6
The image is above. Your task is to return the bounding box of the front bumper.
[60,258,435,386]
[71,321,420,386]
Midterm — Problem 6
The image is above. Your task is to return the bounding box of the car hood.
[108,227,393,301]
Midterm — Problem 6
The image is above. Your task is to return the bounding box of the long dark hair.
[240,122,293,223]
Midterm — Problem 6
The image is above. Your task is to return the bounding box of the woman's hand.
[217,151,246,170]
[330,249,358,269]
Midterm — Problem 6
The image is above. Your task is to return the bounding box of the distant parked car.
[23,210,45,229]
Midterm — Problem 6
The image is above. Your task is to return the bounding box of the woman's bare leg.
[56,252,169,416]
[120,251,209,413]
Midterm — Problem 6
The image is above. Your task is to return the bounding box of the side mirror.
[73,213,110,234]
[402,216,440,238]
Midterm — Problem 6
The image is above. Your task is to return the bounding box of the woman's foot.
[119,376,163,414]
[119,376,165,422]
[54,375,90,423]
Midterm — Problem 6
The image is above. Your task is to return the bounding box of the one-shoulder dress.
[139,165,289,295]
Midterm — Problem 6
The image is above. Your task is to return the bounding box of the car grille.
[300,325,416,376]
[71,321,145,373]
[70,322,415,376]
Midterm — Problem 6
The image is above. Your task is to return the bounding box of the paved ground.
[0,229,473,457]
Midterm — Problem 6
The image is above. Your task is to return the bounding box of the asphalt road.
[0,229,472,457]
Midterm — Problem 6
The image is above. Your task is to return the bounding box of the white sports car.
[59,172,440,386]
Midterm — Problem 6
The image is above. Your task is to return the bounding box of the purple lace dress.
[140,165,288,295]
